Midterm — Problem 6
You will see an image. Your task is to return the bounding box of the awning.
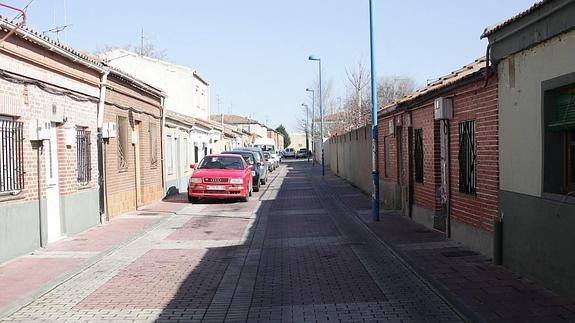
[548,94,575,131]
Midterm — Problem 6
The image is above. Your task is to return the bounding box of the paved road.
[3,160,463,322]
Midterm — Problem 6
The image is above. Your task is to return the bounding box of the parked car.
[238,147,269,181]
[296,148,308,159]
[223,150,262,192]
[263,152,274,172]
[284,148,296,158]
[187,154,253,203]
[253,138,280,168]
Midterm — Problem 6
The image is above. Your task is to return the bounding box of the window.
[384,136,391,178]
[76,128,91,185]
[117,116,129,170]
[459,120,476,195]
[166,135,173,174]
[194,145,199,163]
[149,122,158,167]
[0,118,24,193]
[546,92,575,193]
[414,129,424,183]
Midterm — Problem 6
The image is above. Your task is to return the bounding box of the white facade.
[102,49,210,120]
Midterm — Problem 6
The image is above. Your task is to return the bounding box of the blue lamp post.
[308,55,324,176]
[305,88,315,166]
[369,0,380,221]
[301,103,310,162]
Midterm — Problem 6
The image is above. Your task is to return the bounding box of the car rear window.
[223,151,255,165]
[198,156,244,170]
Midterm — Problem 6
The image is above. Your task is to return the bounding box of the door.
[45,123,62,242]
[174,136,182,192]
[396,126,405,212]
[134,122,142,207]
[437,120,450,234]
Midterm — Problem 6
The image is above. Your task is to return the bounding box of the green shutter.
[548,94,575,131]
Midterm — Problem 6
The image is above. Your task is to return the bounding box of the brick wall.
[103,75,163,219]
[377,74,498,233]
[0,59,99,207]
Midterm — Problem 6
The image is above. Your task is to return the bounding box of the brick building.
[0,19,103,263]
[378,57,499,257]
[100,69,165,219]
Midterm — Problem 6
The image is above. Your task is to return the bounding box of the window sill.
[77,184,93,190]
[0,191,24,203]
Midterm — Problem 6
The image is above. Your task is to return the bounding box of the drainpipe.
[36,144,44,247]
[97,70,109,223]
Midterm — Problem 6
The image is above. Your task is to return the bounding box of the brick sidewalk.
[313,163,575,322]
[0,199,185,318]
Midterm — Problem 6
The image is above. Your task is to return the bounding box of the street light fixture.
[301,103,310,162]
[305,88,315,166]
[308,55,324,176]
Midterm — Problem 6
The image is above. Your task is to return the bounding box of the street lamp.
[308,55,324,176]
[369,0,380,221]
[305,88,315,166]
[301,103,310,162]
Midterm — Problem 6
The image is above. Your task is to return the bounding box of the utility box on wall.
[28,119,50,141]
[434,97,453,120]
[102,122,117,138]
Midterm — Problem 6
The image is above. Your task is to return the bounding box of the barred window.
[459,120,477,195]
[0,118,24,193]
[414,129,424,183]
[76,128,91,185]
[117,116,129,170]
[149,122,158,167]
[384,136,391,178]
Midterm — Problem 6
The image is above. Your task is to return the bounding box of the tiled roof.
[0,16,103,67]
[211,114,259,125]
[0,17,164,97]
[165,110,195,126]
[481,0,549,38]
[380,57,486,113]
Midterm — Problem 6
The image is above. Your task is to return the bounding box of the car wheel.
[261,177,266,185]
[254,180,260,192]
[188,195,199,203]
[249,181,253,196]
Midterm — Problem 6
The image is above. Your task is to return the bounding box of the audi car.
[187,154,253,203]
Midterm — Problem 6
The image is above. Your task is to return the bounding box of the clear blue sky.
[6,0,535,132]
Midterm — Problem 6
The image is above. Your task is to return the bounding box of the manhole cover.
[441,250,479,258]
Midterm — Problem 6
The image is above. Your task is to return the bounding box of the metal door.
[134,122,142,207]
[45,123,62,242]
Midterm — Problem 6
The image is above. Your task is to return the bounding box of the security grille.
[117,116,128,170]
[149,122,158,167]
[459,120,476,195]
[414,129,424,183]
[0,119,24,193]
[77,128,91,185]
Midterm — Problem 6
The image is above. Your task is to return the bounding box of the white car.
[253,138,280,168]
[284,148,296,158]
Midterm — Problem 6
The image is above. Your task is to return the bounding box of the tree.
[276,124,290,148]
[345,60,370,129]
[377,77,416,106]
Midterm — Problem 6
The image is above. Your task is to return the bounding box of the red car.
[187,154,253,203]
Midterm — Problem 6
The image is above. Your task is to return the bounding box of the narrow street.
[2,160,463,322]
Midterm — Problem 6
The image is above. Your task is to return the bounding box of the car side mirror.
[190,164,196,169]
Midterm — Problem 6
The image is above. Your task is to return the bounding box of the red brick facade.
[378,73,498,235]
[102,75,164,219]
